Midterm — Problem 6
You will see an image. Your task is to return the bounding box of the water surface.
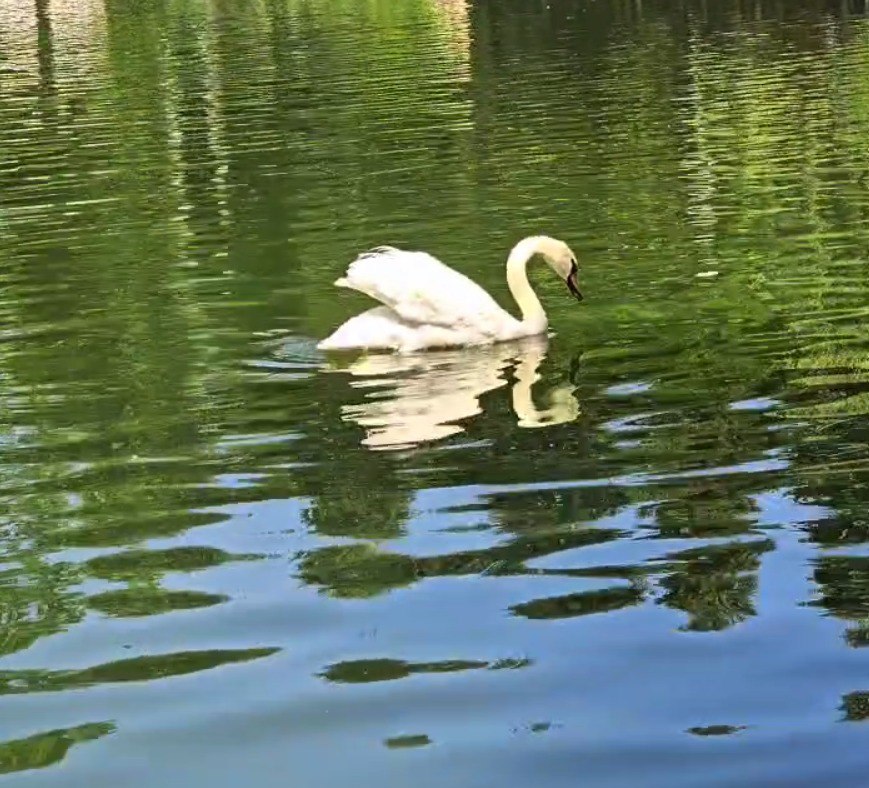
[1,0,868,785]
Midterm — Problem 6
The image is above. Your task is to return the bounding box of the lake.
[1,0,868,785]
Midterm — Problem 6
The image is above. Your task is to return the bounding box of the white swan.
[324,336,580,449]
[317,235,582,353]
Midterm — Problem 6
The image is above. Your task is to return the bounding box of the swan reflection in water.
[323,336,580,450]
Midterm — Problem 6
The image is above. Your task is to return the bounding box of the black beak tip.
[566,260,583,302]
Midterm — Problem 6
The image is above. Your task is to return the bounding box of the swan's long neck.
[506,238,547,333]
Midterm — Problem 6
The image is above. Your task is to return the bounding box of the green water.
[1,0,868,784]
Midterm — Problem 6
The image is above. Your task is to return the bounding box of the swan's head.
[532,236,583,301]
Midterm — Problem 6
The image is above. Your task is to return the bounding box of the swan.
[323,336,580,449]
[317,235,582,353]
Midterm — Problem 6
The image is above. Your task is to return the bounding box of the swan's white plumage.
[318,236,578,353]
[318,306,472,352]
[337,246,513,331]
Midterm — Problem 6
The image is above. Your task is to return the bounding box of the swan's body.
[317,235,582,353]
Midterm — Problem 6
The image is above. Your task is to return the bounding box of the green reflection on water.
[0,721,115,776]
[0,648,280,695]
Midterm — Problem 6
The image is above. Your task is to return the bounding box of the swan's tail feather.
[360,245,399,258]
[336,247,398,289]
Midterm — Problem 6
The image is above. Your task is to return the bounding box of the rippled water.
[1,0,868,784]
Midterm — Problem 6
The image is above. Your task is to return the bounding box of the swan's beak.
[566,265,583,301]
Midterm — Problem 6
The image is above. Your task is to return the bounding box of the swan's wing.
[334,246,508,333]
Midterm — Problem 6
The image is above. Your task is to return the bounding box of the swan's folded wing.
[335,246,506,334]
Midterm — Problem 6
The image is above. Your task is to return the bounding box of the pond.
[1,0,868,785]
